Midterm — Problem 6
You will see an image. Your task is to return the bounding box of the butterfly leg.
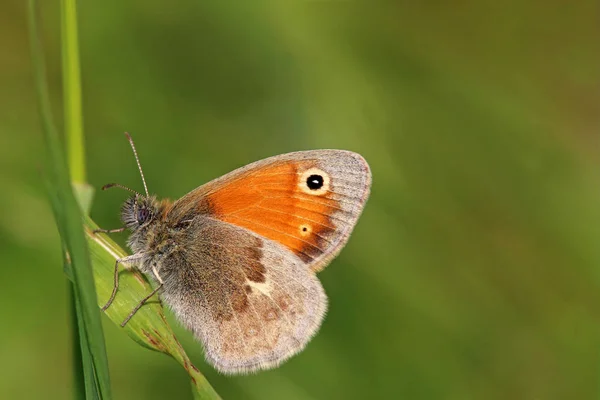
[120,266,164,327]
[93,226,127,234]
[102,253,146,311]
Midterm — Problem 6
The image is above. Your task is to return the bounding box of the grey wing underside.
[159,216,327,374]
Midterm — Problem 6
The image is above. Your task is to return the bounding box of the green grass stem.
[61,0,85,183]
[29,0,112,398]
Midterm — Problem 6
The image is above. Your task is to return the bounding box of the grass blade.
[69,280,87,400]
[59,0,94,396]
[28,0,112,398]
[72,284,102,400]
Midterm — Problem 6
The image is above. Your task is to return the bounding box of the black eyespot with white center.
[306,174,324,190]
[299,167,330,195]
[137,208,150,224]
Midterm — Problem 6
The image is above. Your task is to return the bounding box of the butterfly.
[96,133,371,374]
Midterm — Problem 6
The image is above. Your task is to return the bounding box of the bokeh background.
[2,1,600,399]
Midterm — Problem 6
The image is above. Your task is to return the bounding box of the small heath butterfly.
[96,133,371,374]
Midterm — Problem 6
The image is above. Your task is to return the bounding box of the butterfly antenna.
[101,183,143,197]
[124,132,149,196]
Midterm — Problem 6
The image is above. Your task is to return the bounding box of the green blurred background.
[2,1,600,399]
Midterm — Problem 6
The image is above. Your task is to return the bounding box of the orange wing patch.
[205,162,339,262]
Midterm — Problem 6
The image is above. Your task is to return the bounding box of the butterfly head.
[121,195,159,231]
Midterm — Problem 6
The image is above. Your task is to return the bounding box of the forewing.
[160,216,327,374]
[168,150,371,272]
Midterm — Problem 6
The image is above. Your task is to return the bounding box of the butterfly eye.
[137,208,150,224]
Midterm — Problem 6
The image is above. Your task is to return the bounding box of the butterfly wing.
[168,150,371,272]
[160,216,327,374]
